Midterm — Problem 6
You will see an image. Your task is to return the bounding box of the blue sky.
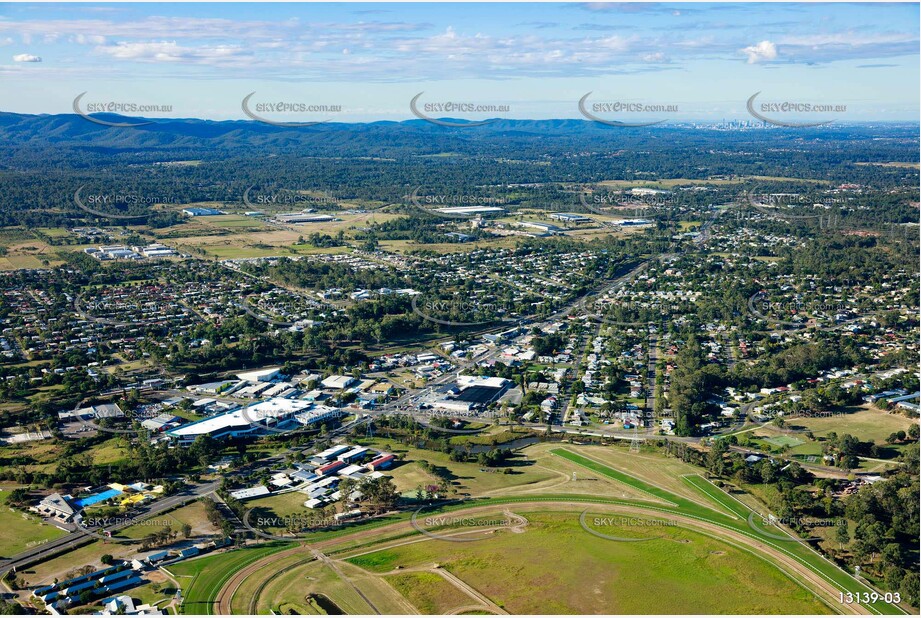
[0,2,918,122]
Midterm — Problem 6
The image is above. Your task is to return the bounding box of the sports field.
[762,435,806,448]
[0,499,67,557]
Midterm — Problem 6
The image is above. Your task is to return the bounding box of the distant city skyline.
[1,2,918,122]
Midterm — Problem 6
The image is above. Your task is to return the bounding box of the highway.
[0,479,221,580]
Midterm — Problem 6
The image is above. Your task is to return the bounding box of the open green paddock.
[553,449,907,615]
[177,447,908,616]
[345,509,831,615]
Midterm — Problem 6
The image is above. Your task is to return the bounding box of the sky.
[0,2,918,122]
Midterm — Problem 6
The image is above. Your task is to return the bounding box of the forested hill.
[0,111,917,154]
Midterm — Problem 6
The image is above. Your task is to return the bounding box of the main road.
[0,478,222,580]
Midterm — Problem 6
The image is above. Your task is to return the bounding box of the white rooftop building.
[98,595,164,616]
[167,397,313,443]
[236,367,284,383]
[322,375,357,390]
[229,485,271,500]
[456,375,511,389]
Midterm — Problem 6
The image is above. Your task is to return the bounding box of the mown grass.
[347,509,830,614]
[0,499,67,557]
[172,542,294,615]
[384,571,473,613]
[555,449,906,615]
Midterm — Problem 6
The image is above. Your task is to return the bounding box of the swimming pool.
[73,488,122,508]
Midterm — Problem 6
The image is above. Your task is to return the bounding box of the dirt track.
[213,500,866,615]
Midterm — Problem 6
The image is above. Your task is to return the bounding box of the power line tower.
[629,424,641,453]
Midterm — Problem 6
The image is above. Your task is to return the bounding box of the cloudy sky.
[0,2,918,122]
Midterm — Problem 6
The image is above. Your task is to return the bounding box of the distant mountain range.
[1,111,915,151]
[0,112,621,148]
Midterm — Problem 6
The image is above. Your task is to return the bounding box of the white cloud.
[778,32,917,47]
[0,12,911,80]
[741,40,777,64]
[12,53,41,62]
[596,35,631,51]
[94,40,248,64]
[73,33,106,45]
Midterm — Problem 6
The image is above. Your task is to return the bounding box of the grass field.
[741,408,918,465]
[118,501,220,540]
[355,437,558,497]
[791,407,916,444]
[226,551,413,614]
[223,551,320,613]
[0,499,67,558]
[384,571,475,613]
[19,540,110,587]
[346,509,829,615]
[377,237,525,255]
[198,215,267,230]
[171,542,295,615]
[0,228,67,269]
[546,443,718,509]
[180,444,907,615]
[386,460,442,496]
[556,449,905,615]
[0,255,50,269]
[854,162,920,169]
[0,440,63,474]
[762,435,806,448]
[35,227,72,238]
[245,490,312,523]
[90,438,131,465]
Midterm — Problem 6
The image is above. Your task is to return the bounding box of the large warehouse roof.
[167,397,313,439]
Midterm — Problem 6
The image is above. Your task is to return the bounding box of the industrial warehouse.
[166,398,343,443]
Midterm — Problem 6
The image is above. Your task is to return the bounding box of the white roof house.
[270,473,293,487]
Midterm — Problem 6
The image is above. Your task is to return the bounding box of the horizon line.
[2,110,919,127]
